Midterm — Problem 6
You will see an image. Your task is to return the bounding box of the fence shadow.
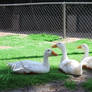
[0,51,92,60]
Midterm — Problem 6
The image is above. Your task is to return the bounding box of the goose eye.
[48,50,50,51]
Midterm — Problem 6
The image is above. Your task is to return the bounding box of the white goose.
[77,44,92,69]
[52,42,83,76]
[8,49,57,74]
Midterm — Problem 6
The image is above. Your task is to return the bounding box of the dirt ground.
[0,32,90,92]
[53,37,81,44]
[0,32,27,37]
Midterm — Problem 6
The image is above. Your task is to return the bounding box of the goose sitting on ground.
[77,44,92,69]
[52,42,83,76]
[8,49,57,74]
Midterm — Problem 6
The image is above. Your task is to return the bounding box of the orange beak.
[52,44,57,48]
[77,45,82,49]
[51,51,58,56]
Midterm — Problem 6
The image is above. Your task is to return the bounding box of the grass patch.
[0,34,60,47]
[28,34,60,41]
[0,34,92,90]
[64,80,76,90]
[0,68,68,90]
[0,33,67,90]
[82,79,92,92]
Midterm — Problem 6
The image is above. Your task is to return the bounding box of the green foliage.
[64,80,76,90]
[82,79,92,92]
[27,34,60,41]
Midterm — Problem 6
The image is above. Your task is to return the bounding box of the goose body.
[59,59,82,75]
[52,42,83,75]
[8,49,57,74]
[77,44,92,69]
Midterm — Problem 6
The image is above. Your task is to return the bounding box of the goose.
[8,49,57,74]
[77,44,92,69]
[52,42,83,76]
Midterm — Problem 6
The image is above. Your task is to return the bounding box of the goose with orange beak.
[52,42,83,76]
[8,49,57,74]
[77,44,92,70]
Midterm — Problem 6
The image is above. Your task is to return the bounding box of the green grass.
[0,34,92,91]
[64,80,76,90]
[0,33,67,90]
[82,79,92,92]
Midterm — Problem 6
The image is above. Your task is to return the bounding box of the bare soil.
[0,46,12,49]
[0,32,17,37]
[0,32,27,37]
[53,37,81,44]
[1,81,86,92]
[62,38,81,43]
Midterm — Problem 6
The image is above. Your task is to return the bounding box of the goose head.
[44,49,58,57]
[52,42,65,49]
[77,44,89,52]
[52,42,68,60]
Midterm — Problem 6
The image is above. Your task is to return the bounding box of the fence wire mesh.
[0,4,63,36]
[66,4,92,38]
[0,2,92,38]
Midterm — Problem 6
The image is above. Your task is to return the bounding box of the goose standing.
[8,49,57,74]
[52,42,83,76]
[77,44,92,69]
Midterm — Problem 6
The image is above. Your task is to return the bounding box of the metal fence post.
[63,2,66,38]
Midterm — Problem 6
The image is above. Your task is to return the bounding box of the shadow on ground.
[1,69,92,92]
[0,52,92,60]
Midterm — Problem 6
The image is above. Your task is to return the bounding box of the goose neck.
[83,49,89,59]
[43,54,49,66]
[61,46,68,60]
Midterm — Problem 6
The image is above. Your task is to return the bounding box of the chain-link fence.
[66,2,92,38]
[0,2,92,38]
[0,3,63,36]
